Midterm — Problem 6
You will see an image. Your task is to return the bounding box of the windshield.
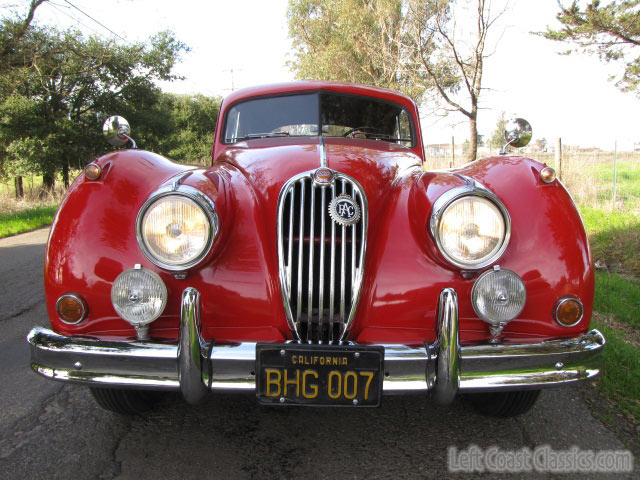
[223,92,414,147]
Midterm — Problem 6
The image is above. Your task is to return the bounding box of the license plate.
[256,344,384,407]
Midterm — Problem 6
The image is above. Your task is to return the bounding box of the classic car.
[28,81,604,417]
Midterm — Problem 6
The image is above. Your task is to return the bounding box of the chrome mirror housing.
[501,118,532,154]
[103,115,137,148]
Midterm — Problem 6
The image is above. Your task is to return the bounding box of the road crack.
[0,383,64,459]
[0,298,43,323]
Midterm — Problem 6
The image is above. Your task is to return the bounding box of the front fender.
[353,156,593,345]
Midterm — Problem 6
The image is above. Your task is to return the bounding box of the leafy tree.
[288,0,507,162]
[287,0,422,98]
[541,1,640,94]
[128,92,221,165]
[489,111,508,150]
[0,18,188,194]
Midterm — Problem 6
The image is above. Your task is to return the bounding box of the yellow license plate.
[256,344,383,406]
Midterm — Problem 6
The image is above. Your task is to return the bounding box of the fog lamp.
[111,265,167,339]
[56,293,87,324]
[471,267,526,343]
[554,297,583,327]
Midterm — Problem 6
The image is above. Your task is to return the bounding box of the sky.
[15,0,640,150]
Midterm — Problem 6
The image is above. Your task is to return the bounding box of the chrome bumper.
[28,287,605,404]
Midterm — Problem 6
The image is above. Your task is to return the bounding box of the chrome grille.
[277,170,367,343]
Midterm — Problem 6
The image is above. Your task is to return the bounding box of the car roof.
[222,81,417,109]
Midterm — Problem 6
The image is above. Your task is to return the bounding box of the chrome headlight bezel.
[429,181,511,270]
[136,184,219,271]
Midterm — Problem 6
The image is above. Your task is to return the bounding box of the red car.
[28,82,604,416]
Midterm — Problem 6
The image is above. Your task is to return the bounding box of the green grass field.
[0,205,58,238]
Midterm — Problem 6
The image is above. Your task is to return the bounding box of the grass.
[594,273,640,327]
[0,205,58,238]
[581,206,640,277]
[591,315,640,426]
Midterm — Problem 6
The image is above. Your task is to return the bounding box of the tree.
[0,0,48,197]
[0,19,187,194]
[287,0,422,99]
[288,0,507,162]
[541,1,640,94]
[489,111,508,150]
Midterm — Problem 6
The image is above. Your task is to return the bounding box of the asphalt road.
[0,228,636,479]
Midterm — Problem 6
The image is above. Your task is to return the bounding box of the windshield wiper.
[233,131,290,141]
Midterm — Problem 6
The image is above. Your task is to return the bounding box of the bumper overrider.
[28,288,605,405]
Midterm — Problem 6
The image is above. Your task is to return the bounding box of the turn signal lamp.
[84,163,102,180]
[540,166,556,184]
[56,293,87,324]
[554,297,583,327]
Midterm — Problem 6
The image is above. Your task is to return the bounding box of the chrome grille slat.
[288,189,294,298]
[277,169,367,344]
[340,180,346,329]
[296,181,305,326]
[329,182,336,343]
[319,188,326,329]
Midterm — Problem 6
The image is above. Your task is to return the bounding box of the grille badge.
[329,194,361,226]
[313,168,334,184]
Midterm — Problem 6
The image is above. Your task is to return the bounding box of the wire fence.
[2,152,639,214]
[426,150,640,212]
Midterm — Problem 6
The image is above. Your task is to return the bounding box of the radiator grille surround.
[277,169,368,343]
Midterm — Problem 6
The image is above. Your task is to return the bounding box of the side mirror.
[501,118,532,154]
[103,116,137,148]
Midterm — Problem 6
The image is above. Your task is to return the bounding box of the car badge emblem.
[329,194,361,226]
[314,168,334,184]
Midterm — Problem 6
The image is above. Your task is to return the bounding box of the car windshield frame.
[221,91,417,148]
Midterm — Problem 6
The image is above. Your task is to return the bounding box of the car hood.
[216,136,422,213]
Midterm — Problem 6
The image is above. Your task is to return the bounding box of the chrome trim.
[432,288,460,404]
[429,181,511,270]
[55,293,88,325]
[553,296,584,327]
[459,329,604,391]
[28,286,605,398]
[27,317,605,396]
[135,184,219,272]
[276,169,368,343]
[297,179,305,325]
[28,326,180,390]
[177,287,208,404]
[318,136,327,167]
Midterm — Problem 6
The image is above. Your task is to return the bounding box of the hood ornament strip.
[319,136,327,167]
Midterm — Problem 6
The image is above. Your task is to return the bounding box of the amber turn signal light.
[84,163,102,180]
[554,297,583,327]
[56,293,87,324]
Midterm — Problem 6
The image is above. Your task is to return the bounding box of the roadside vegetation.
[563,154,640,452]
[0,204,57,238]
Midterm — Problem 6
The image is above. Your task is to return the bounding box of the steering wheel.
[342,126,380,138]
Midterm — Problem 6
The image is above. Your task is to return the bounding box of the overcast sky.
[19,0,640,150]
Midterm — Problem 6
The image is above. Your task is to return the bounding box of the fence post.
[555,138,562,179]
[612,140,618,204]
[450,136,455,168]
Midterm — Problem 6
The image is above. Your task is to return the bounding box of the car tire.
[466,390,541,418]
[90,387,159,415]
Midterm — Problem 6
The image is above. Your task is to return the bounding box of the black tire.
[90,387,159,415]
[467,390,541,418]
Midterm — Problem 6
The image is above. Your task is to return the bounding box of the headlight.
[137,186,218,270]
[111,266,167,330]
[431,185,510,269]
